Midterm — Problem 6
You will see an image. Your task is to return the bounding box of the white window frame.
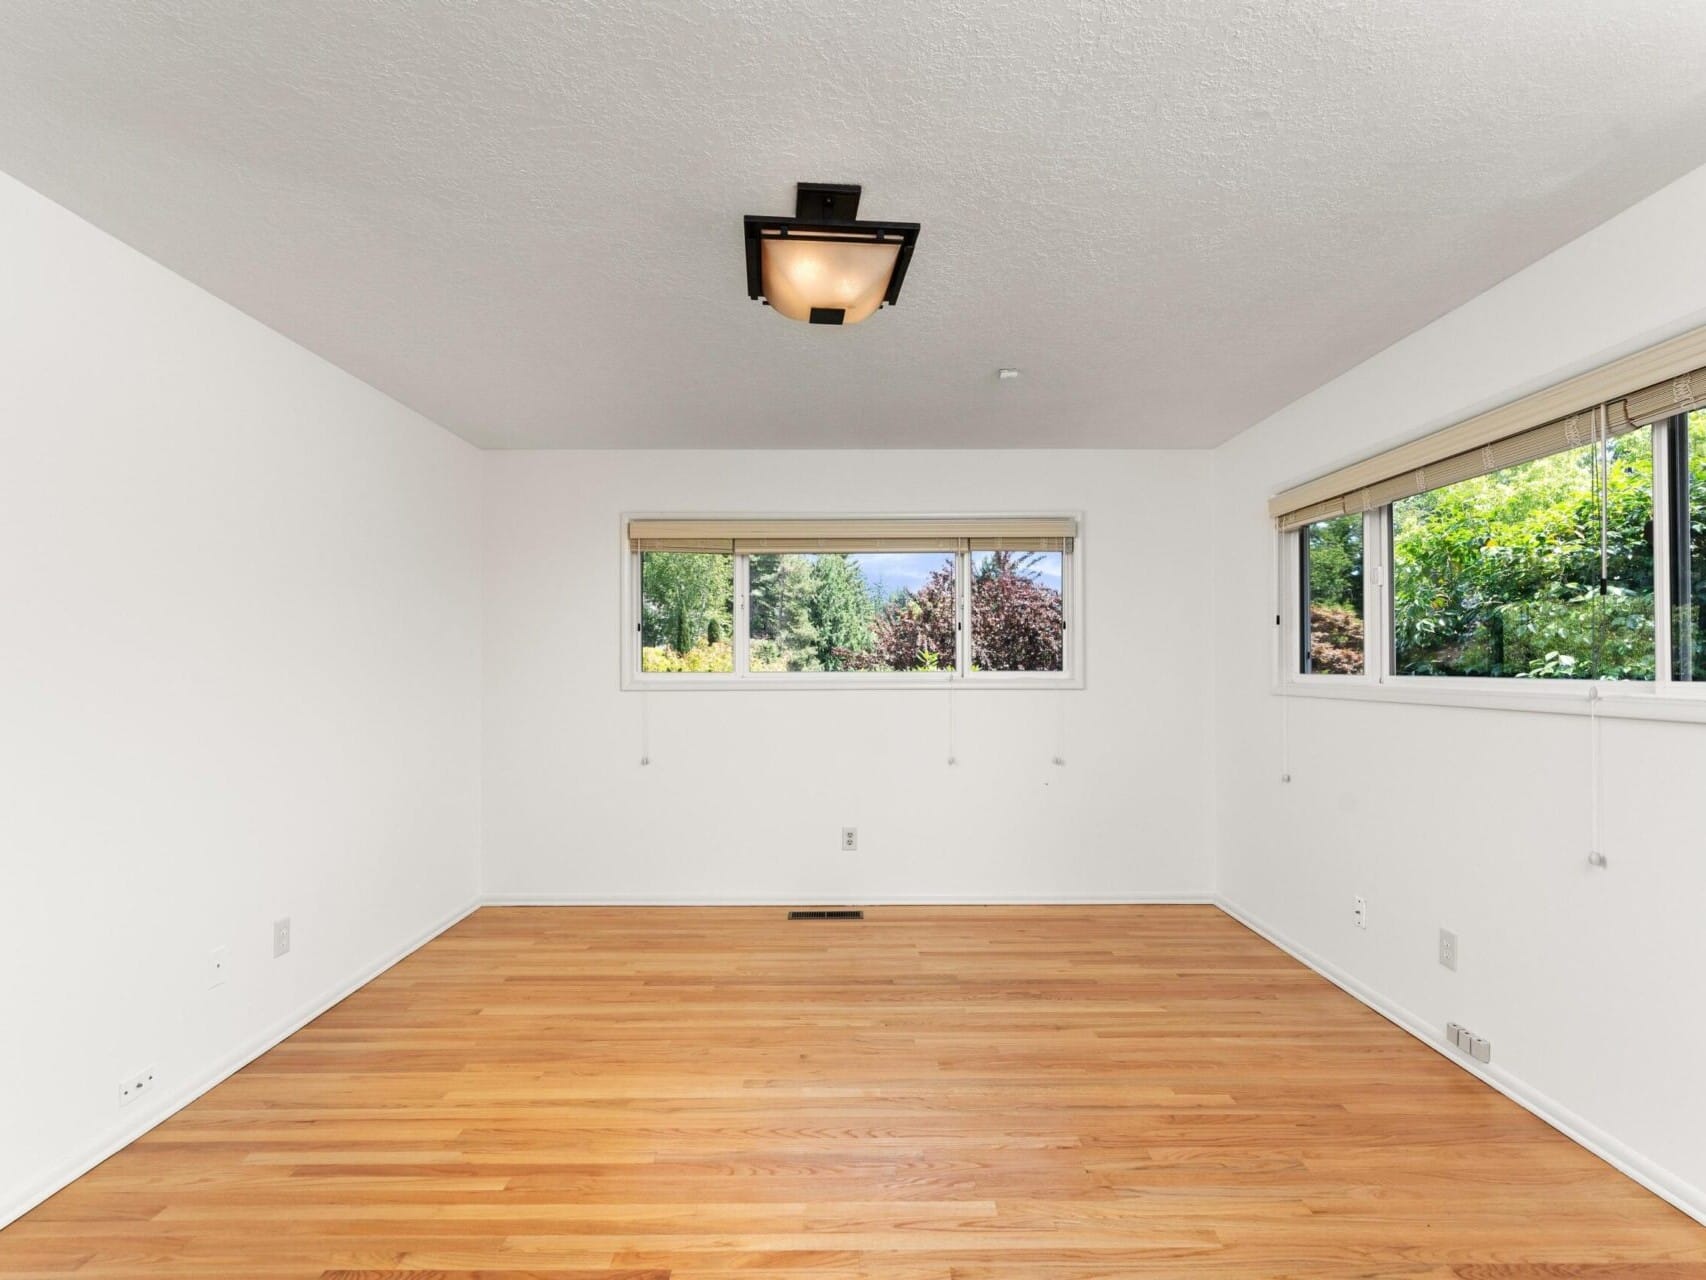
[1274,418,1706,723]
[621,512,1086,691]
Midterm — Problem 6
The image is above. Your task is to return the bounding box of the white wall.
[0,172,483,1223]
[1211,162,1706,1218]
[482,450,1215,903]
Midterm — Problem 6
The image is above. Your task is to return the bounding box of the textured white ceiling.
[5,2,1706,449]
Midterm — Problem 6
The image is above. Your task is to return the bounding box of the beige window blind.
[1609,364,1706,429]
[968,536,1072,552]
[1270,325,1706,531]
[628,517,1077,552]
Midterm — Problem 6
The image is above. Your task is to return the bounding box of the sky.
[848,551,1062,598]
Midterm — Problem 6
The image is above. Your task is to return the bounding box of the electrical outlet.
[840,827,858,852]
[119,1067,156,1107]
[1445,1022,1491,1064]
[1438,928,1458,971]
[209,945,229,989]
[273,917,291,958]
[1353,896,1367,929]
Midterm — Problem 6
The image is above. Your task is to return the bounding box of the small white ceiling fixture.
[998,368,1021,381]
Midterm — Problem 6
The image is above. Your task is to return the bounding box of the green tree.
[805,554,875,670]
[640,552,732,655]
[1306,515,1363,611]
[1392,431,1654,679]
[748,554,822,670]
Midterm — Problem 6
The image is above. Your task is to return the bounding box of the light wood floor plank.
[2,905,1702,1278]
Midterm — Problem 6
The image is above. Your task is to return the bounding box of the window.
[1300,513,1364,674]
[748,551,957,673]
[625,518,1079,687]
[1392,428,1654,680]
[971,550,1064,672]
[1270,326,1706,700]
[639,551,734,672]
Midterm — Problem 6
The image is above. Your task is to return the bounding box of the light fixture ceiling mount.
[744,183,920,326]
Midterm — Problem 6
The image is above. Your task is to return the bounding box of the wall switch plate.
[1353,896,1367,929]
[840,827,858,852]
[209,945,229,989]
[273,917,291,958]
[1438,928,1458,971]
[119,1067,156,1107]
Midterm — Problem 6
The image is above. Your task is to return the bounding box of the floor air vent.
[788,909,864,920]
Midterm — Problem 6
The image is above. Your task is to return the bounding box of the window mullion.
[733,553,750,680]
[955,550,969,679]
[1379,505,1394,683]
[1654,421,1674,688]
[1360,507,1382,684]
[631,550,642,679]
[1297,527,1312,674]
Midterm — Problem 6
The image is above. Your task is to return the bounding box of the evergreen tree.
[806,554,876,669]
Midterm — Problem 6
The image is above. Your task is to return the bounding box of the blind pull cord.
[946,685,957,767]
[639,690,651,767]
[1587,684,1607,870]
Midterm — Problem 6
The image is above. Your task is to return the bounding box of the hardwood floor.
[4,905,1703,1278]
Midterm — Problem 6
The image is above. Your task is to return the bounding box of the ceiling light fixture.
[744,183,919,326]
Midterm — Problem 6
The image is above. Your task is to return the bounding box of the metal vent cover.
[787,909,864,920]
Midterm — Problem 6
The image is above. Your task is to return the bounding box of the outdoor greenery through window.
[1276,332,1706,694]
[640,552,734,672]
[1301,514,1364,674]
[1670,409,1706,681]
[632,524,1076,683]
[971,550,1065,672]
[747,552,957,673]
[1392,429,1654,680]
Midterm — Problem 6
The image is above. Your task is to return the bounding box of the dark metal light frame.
[744,182,920,322]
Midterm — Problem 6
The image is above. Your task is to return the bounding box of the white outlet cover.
[119,1067,156,1106]
[209,945,229,988]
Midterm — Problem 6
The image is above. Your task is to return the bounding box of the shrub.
[1308,604,1364,674]
[641,640,733,673]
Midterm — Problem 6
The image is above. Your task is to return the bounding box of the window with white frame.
[1389,426,1654,680]
[626,518,1078,685]
[1299,512,1365,675]
[1274,327,1706,694]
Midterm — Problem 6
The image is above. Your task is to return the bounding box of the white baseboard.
[480,892,1216,906]
[1,897,480,1230]
[1213,894,1706,1228]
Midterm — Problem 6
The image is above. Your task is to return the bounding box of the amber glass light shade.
[760,235,901,325]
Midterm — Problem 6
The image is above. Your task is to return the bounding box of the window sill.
[624,674,1085,692]
[1273,677,1706,722]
